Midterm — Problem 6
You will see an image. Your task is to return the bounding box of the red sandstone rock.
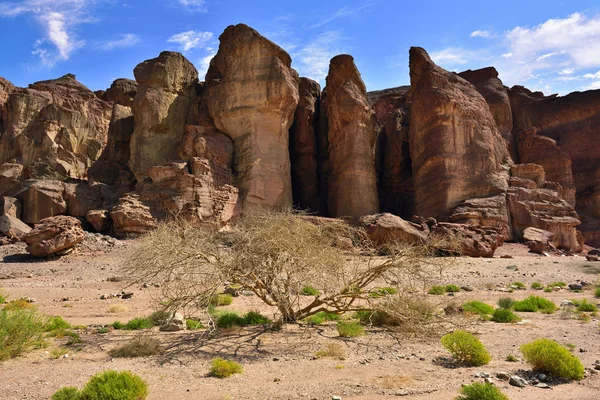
[86,209,110,233]
[63,182,102,218]
[1,196,21,218]
[431,222,501,258]
[24,215,84,257]
[359,213,427,246]
[15,180,66,224]
[102,78,138,107]
[110,194,157,238]
[0,214,30,240]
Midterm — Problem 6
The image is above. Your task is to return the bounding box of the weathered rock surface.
[63,181,102,217]
[450,194,511,240]
[523,227,555,254]
[1,196,21,218]
[206,24,299,212]
[290,78,321,212]
[360,213,426,246]
[408,47,510,220]
[0,77,15,132]
[0,74,112,179]
[517,128,576,206]
[129,52,198,181]
[432,222,501,257]
[102,78,138,107]
[371,86,414,218]
[109,194,157,238]
[24,215,85,257]
[0,213,31,240]
[0,163,23,195]
[323,55,379,220]
[86,209,111,233]
[458,67,514,155]
[15,180,66,224]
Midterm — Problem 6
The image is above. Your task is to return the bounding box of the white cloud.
[176,0,207,12]
[470,30,494,38]
[167,30,213,52]
[501,52,513,59]
[587,81,600,90]
[559,68,575,75]
[198,51,216,77]
[292,31,344,83]
[95,33,141,51]
[0,0,105,66]
[310,1,377,29]
[430,48,472,65]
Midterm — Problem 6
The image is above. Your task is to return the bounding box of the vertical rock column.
[323,55,379,221]
[206,24,299,212]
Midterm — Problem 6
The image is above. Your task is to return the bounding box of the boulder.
[450,194,511,241]
[0,214,31,240]
[129,52,199,181]
[1,196,21,218]
[408,47,510,220]
[86,209,110,233]
[63,182,102,217]
[24,215,84,257]
[0,162,23,195]
[289,77,321,213]
[431,222,501,257]
[109,194,157,238]
[102,78,138,107]
[0,74,112,179]
[15,180,66,224]
[523,227,555,254]
[359,213,427,246]
[206,24,299,212]
[323,55,379,220]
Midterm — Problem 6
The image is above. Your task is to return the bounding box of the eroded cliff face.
[408,47,510,221]
[322,55,379,221]
[206,24,299,212]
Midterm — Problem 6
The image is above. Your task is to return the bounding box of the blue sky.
[2,0,600,95]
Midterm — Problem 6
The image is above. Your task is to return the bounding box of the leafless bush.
[124,211,457,326]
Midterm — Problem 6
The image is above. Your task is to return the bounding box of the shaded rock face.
[323,55,379,221]
[408,48,510,220]
[88,104,135,186]
[0,163,23,195]
[289,78,321,213]
[517,128,576,206]
[24,215,85,257]
[102,78,138,107]
[0,74,112,180]
[371,86,414,218]
[458,67,514,156]
[129,52,199,181]
[509,86,600,220]
[0,214,31,240]
[206,24,299,212]
[15,180,67,224]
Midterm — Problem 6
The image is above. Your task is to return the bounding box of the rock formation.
[0,77,15,133]
[102,78,138,107]
[360,213,426,246]
[289,78,321,212]
[24,215,85,257]
[322,55,379,220]
[408,48,510,220]
[206,24,299,212]
[129,52,198,181]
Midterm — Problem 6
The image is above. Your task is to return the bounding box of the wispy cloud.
[430,48,475,65]
[198,48,216,77]
[310,1,377,29]
[167,30,213,52]
[0,0,104,66]
[175,0,207,13]
[470,30,494,38]
[292,31,345,83]
[95,33,141,51]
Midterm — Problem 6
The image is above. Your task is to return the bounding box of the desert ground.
[1,237,599,400]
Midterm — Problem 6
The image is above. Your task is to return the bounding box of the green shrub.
[531,282,544,290]
[242,311,271,325]
[185,319,205,330]
[51,386,80,400]
[353,310,391,326]
[428,285,446,295]
[369,286,398,298]
[445,284,461,293]
[549,281,567,288]
[0,308,45,361]
[441,330,491,366]
[513,296,556,313]
[506,354,519,362]
[520,338,585,380]
[491,308,521,323]
[108,338,163,358]
[510,281,526,290]
[544,287,553,293]
[462,301,494,318]
[595,286,600,298]
[303,311,342,325]
[210,294,233,307]
[148,310,170,326]
[111,321,125,330]
[455,382,508,400]
[208,358,243,378]
[44,316,72,332]
[336,321,365,338]
[97,327,109,334]
[78,370,149,399]
[124,318,152,330]
[4,299,36,311]
[575,299,598,312]
[496,297,514,310]
[300,286,321,296]
[215,312,246,328]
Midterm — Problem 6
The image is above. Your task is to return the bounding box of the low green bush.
[208,358,243,378]
[513,296,556,313]
[531,282,544,290]
[51,386,80,400]
[303,311,342,325]
[574,299,598,312]
[520,338,584,380]
[80,370,148,400]
[210,294,233,307]
[112,318,153,331]
[496,297,514,310]
[428,285,446,295]
[595,286,600,298]
[548,281,567,288]
[491,308,521,323]
[462,301,494,318]
[455,382,508,400]
[510,281,526,290]
[369,286,398,298]
[445,284,461,293]
[148,310,170,326]
[242,311,271,325]
[185,319,205,330]
[0,308,45,361]
[44,316,72,332]
[336,321,365,338]
[441,330,491,366]
[300,286,321,296]
[505,354,519,362]
[215,311,271,328]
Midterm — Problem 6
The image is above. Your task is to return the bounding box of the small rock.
[121,292,134,299]
[474,372,490,378]
[460,285,474,292]
[159,312,186,332]
[593,360,600,370]
[561,300,575,307]
[509,375,528,388]
[586,255,600,262]
[496,372,510,381]
[484,378,495,385]
[332,396,342,400]
[538,374,547,381]
[568,283,583,291]
[534,383,551,389]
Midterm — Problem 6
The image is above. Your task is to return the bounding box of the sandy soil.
[1,239,600,400]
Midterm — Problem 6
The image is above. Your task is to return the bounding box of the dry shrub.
[108,337,163,358]
[315,342,346,358]
[125,211,456,325]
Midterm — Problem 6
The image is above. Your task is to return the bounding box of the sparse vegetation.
[510,281,526,289]
[428,285,446,295]
[0,307,45,361]
[210,294,233,307]
[506,354,519,362]
[573,299,598,312]
[369,286,398,298]
[441,330,491,366]
[531,282,543,290]
[314,342,346,358]
[45,316,72,332]
[107,304,127,314]
[595,286,600,298]
[455,382,508,400]
[185,319,205,330]
[303,311,342,325]
[520,338,585,380]
[461,301,494,318]
[491,308,521,323]
[300,286,321,296]
[548,281,567,288]
[208,358,243,378]
[513,296,556,313]
[148,310,170,326]
[112,317,152,331]
[336,321,365,337]
[445,284,461,293]
[496,297,514,310]
[109,337,163,358]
